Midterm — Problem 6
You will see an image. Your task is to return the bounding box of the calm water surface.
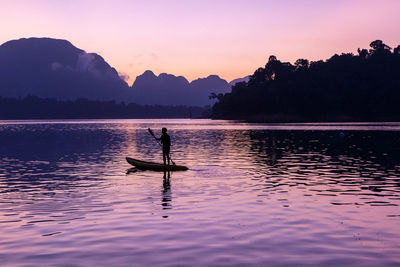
[0,119,399,266]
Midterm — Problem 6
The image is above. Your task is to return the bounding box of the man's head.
[162,127,167,133]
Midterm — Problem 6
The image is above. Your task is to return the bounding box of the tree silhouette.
[0,96,206,119]
[370,40,391,52]
[212,40,400,122]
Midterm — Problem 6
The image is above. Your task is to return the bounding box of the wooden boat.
[126,157,188,171]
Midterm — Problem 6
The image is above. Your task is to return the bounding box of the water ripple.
[0,120,399,266]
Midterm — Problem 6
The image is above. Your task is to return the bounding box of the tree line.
[211,40,400,122]
[0,96,207,119]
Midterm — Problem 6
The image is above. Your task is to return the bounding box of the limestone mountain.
[0,37,131,101]
[0,37,241,107]
[131,72,231,106]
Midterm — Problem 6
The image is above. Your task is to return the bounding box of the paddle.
[148,128,176,165]
[148,128,161,146]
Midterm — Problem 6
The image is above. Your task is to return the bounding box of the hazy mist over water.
[0,119,399,266]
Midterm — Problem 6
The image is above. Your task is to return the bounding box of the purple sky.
[1,0,399,83]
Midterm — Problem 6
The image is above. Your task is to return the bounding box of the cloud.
[49,52,124,83]
[76,53,96,72]
[51,52,97,73]
[118,71,130,82]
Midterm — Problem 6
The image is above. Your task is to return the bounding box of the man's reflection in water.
[162,171,172,216]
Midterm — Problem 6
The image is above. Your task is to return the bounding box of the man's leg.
[163,151,166,165]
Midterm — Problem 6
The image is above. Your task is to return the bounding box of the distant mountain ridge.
[229,76,250,86]
[131,71,231,106]
[0,37,242,107]
[131,70,189,105]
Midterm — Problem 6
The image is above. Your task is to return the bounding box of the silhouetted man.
[158,128,171,165]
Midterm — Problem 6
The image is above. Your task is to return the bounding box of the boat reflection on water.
[126,167,140,174]
[162,171,172,217]
[126,168,172,217]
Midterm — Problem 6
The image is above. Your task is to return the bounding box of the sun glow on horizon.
[1,0,400,84]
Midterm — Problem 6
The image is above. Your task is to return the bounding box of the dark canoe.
[126,157,189,171]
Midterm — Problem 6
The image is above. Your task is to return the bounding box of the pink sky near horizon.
[0,0,399,84]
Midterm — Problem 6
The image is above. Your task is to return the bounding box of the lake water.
[0,119,399,266]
